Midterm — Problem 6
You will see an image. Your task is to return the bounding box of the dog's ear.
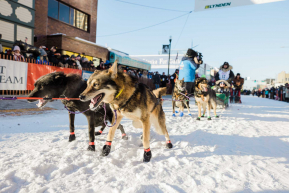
[109,60,118,79]
[54,73,64,85]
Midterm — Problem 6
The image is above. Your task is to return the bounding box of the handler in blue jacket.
[179,48,203,95]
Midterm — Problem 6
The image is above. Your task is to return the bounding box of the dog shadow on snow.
[153,130,289,164]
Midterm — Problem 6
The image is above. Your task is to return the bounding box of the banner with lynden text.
[194,0,283,12]
[0,59,28,90]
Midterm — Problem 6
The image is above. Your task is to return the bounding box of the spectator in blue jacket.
[178,48,202,95]
[265,89,269,98]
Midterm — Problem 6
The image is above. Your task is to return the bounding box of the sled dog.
[194,77,218,120]
[79,61,173,162]
[28,72,127,151]
[172,78,191,117]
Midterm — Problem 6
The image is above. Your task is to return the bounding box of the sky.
[96,0,289,89]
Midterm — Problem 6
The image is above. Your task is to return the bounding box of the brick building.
[34,0,108,63]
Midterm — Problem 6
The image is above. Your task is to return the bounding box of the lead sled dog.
[79,61,173,162]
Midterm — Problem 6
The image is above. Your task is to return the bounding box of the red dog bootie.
[143,148,152,162]
[166,140,173,149]
[122,133,128,140]
[69,132,76,142]
[87,142,95,151]
[102,141,112,156]
[95,130,103,136]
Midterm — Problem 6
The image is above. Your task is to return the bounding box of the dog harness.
[116,83,160,112]
[115,88,124,99]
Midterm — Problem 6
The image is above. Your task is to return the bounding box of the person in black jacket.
[215,62,235,84]
[170,69,179,93]
[48,46,61,66]
[160,72,168,88]
[152,71,161,89]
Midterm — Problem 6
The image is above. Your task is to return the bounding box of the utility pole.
[168,36,172,76]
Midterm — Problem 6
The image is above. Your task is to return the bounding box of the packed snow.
[1,96,289,193]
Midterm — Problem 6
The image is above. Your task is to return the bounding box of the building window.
[59,3,69,24]
[47,0,89,31]
[70,7,74,25]
[75,10,88,31]
[48,0,58,19]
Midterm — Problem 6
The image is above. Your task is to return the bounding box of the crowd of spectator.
[0,44,108,70]
[251,84,289,102]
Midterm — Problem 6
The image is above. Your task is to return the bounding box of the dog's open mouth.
[201,86,208,92]
[36,96,49,108]
[89,93,105,110]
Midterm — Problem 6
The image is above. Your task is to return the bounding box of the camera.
[198,52,203,64]
[198,52,203,60]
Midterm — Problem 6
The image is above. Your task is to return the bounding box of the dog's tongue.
[203,87,208,92]
[37,99,44,107]
[90,95,100,105]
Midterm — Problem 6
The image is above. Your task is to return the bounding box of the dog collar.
[115,88,124,99]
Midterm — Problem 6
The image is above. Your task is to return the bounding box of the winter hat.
[237,73,240,76]
[13,46,21,51]
[186,48,197,57]
[71,55,76,58]
[82,58,89,62]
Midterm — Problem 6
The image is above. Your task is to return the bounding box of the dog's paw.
[207,117,212,120]
[87,145,95,151]
[172,113,176,117]
[180,112,184,117]
[95,130,103,136]
[175,111,179,113]
[143,149,152,162]
[101,142,111,156]
[166,141,173,149]
[215,115,219,118]
[196,117,201,121]
[68,134,76,142]
[122,133,128,140]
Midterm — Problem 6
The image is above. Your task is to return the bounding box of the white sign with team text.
[0,59,28,90]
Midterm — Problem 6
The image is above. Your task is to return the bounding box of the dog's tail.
[153,87,167,99]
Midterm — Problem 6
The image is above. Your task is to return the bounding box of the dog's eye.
[40,85,44,90]
[93,83,99,87]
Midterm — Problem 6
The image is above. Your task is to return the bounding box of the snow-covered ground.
[1,96,289,193]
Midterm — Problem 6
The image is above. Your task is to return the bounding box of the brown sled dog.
[172,78,191,117]
[194,77,219,121]
[79,61,173,162]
